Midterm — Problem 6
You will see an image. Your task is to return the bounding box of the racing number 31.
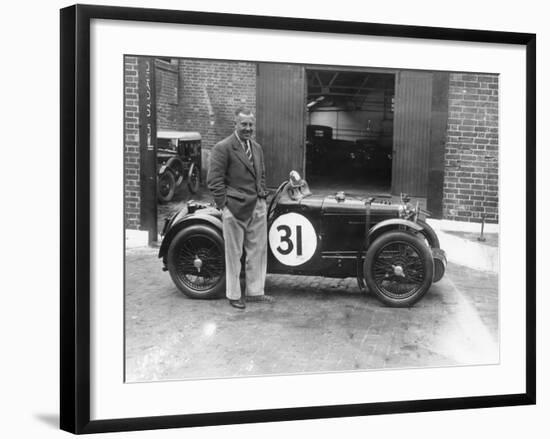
[276,225,302,256]
[268,212,317,266]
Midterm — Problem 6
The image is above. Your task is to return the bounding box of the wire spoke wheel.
[167,224,225,299]
[175,236,223,290]
[373,242,425,299]
[364,231,434,307]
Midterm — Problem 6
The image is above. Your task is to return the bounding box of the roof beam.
[327,72,339,87]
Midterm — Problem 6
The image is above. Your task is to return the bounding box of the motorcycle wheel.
[364,231,434,307]
[166,224,225,299]
[157,171,176,203]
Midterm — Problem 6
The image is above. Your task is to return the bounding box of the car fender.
[159,155,183,170]
[158,212,223,259]
[165,156,183,172]
[367,218,424,245]
[416,219,440,249]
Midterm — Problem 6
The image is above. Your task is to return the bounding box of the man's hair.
[234,107,255,119]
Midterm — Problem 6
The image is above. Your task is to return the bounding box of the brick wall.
[443,73,499,223]
[124,56,140,229]
[155,60,179,130]
[177,60,257,151]
[124,57,257,230]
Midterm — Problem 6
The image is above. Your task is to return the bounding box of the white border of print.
[90,19,526,421]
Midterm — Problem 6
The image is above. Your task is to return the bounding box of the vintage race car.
[158,171,447,307]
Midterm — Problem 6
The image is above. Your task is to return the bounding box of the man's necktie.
[245,140,253,163]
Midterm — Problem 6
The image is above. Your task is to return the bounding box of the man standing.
[207,108,273,309]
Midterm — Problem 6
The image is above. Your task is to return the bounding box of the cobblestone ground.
[125,247,499,382]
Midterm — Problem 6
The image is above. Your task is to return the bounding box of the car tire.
[187,163,200,194]
[364,230,434,307]
[170,159,185,186]
[166,224,226,299]
[157,170,176,203]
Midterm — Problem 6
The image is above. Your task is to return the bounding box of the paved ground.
[125,247,499,382]
[138,182,499,382]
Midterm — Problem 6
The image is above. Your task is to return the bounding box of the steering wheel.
[267,180,289,221]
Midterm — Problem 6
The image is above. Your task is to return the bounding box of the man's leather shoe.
[229,299,246,309]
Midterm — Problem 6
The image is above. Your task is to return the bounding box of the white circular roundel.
[269,212,317,266]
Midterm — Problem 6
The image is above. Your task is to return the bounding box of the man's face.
[235,113,255,141]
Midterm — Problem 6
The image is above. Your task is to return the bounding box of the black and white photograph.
[53,2,537,435]
[57,6,535,433]
[124,56,500,382]
[3,0,547,437]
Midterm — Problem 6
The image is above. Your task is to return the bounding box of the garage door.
[256,63,306,187]
[392,71,433,197]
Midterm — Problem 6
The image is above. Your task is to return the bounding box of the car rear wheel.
[166,224,225,299]
[157,170,176,203]
[364,231,434,307]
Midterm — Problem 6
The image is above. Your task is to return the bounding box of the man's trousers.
[222,198,267,300]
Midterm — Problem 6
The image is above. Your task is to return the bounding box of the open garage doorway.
[305,69,395,195]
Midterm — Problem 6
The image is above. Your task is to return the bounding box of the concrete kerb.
[125,219,499,273]
[427,219,499,273]
[427,218,499,234]
[126,230,153,249]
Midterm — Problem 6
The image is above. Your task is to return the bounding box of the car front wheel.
[364,230,434,307]
[157,170,176,203]
[187,163,200,194]
[166,224,226,299]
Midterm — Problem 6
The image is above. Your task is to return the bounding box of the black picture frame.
[60,4,536,434]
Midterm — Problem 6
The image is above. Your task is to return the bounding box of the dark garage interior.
[305,69,395,194]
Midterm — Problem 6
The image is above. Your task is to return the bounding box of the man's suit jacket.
[207,133,269,221]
